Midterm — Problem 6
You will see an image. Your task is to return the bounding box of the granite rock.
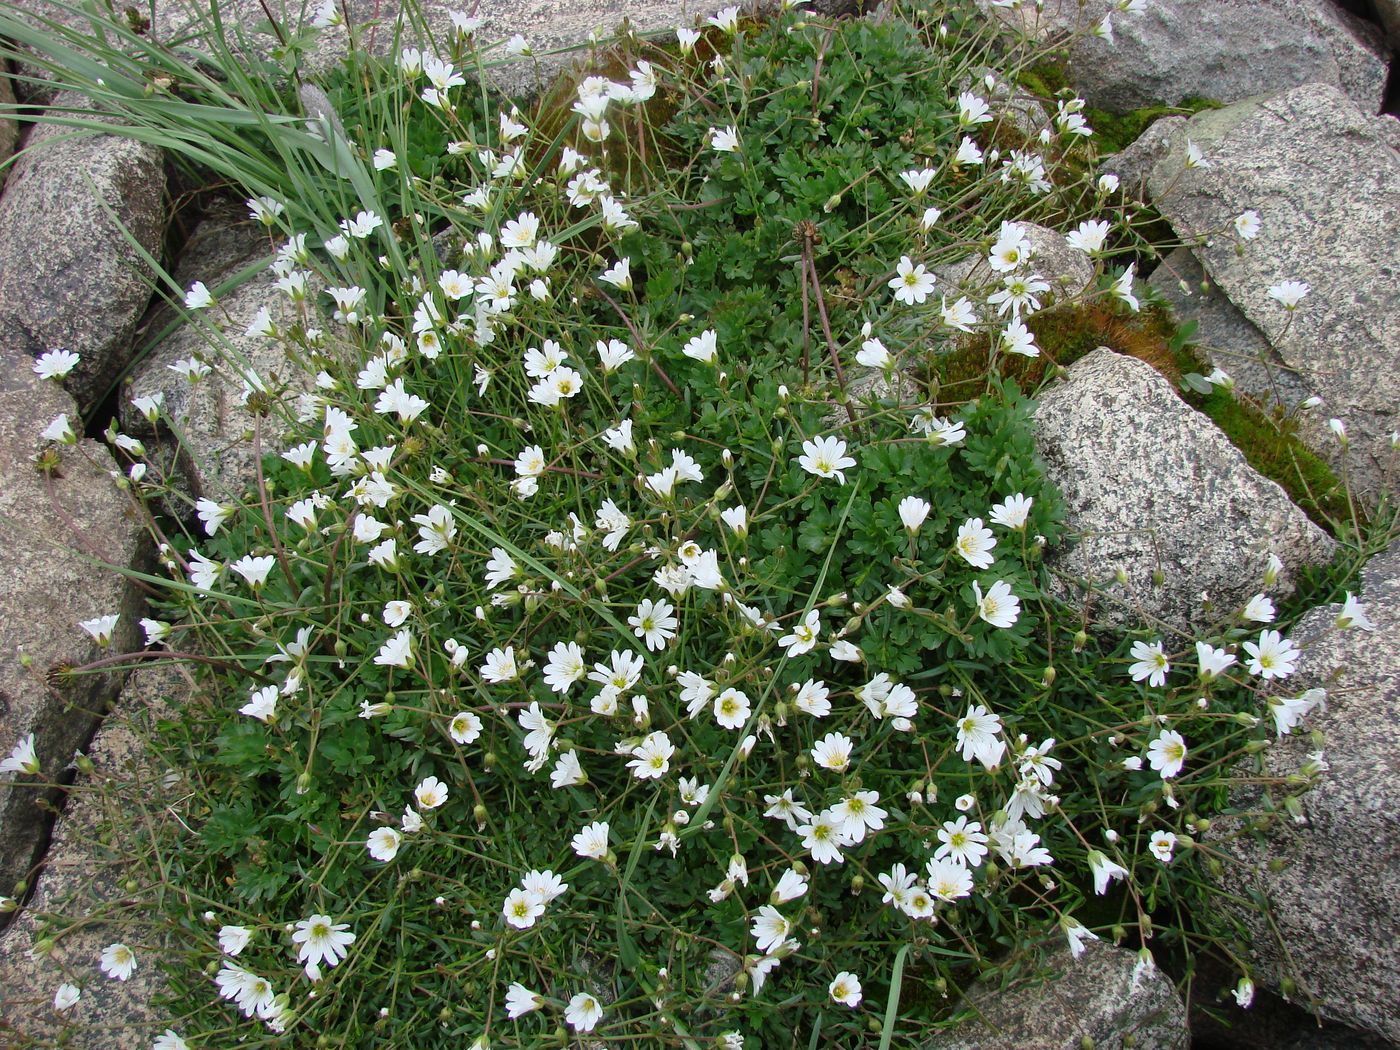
[0,353,146,901]
[1143,82,1400,503]
[981,0,1388,115]
[1207,538,1400,1044]
[1033,348,1336,631]
[122,204,313,503]
[0,664,190,1050]
[923,940,1189,1050]
[0,93,166,415]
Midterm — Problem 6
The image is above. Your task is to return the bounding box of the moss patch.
[931,299,1349,532]
[1189,390,1350,530]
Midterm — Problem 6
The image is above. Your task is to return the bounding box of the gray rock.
[1146,248,1339,484]
[1207,538,1400,1044]
[923,940,1189,1050]
[0,664,189,1049]
[1105,115,1186,197]
[939,222,1095,304]
[1143,82,1400,503]
[982,0,1388,115]
[122,207,312,502]
[0,353,146,901]
[0,92,166,416]
[1033,348,1336,632]
[7,0,855,104]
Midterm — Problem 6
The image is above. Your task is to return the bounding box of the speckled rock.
[6,0,857,103]
[1143,82,1400,503]
[1146,248,1339,490]
[0,665,190,1050]
[1207,538,1400,1044]
[0,92,166,415]
[923,940,1189,1050]
[980,0,1388,115]
[938,222,1095,305]
[1032,348,1336,631]
[1105,115,1185,197]
[122,205,313,503]
[0,353,146,902]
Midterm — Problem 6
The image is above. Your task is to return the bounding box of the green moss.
[1018,59,1072,100]
[1085,97,1224,154]
[932,301,1187,402]
[1191,390,1350,530]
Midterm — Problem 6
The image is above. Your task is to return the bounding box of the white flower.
[183,281,214,310]
[53,982,81,1011]
[708,4,740,30]
[502,888,544,929]
[1234,977,1256,1009]
[972,579,1020,629]
[78,613,120,647]
[889,256,936,305]
[414,776,449,810]
[926,857,974,902]
[1336,592,1374,631]
[447,711,483,745]
[953,518,996,568]
[630,598,678,651]
[40,413,77,444]
[713,687,752,731]
[1087,849,1129,894]
[506,982,544,1018]
[565,992,604,1032]
[779,609,821,657]
[599,257,632,291]
[1146,730,1187,779]
[710,126,740,153]
[682,329,719,364]
[1196,641,1237,679]
[627,731,675,780]
[99,943,137,981]
[829,971,863,1007]
[481,646,520,684]
[898,496,931,533]
[989,493,1032,529]
[367,827,402,862]
[772,868,808,904]
[721,505,748,536]
[1242,629,1299,680]
[1267,280,1309,310]
[1234,210,1261,240]
[218,924,252,956]
[811,732,853,773]
[955,705,1005,769]
[595,338,635,373]
[1148,830,1177,863]
[34,348,80,379]
[550,750,586,788]
[1242,593,1275,623]
[751,905,792,953]
[1066,219,1110,255]
[798,809,849,865]
[239,685,278,723]
[375,629,414,669]
[1128,639,1170,688]
[797,436,856,484]
[1110,263,1140,311]
[572,821,611,861]
[1063,917,1099,959]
